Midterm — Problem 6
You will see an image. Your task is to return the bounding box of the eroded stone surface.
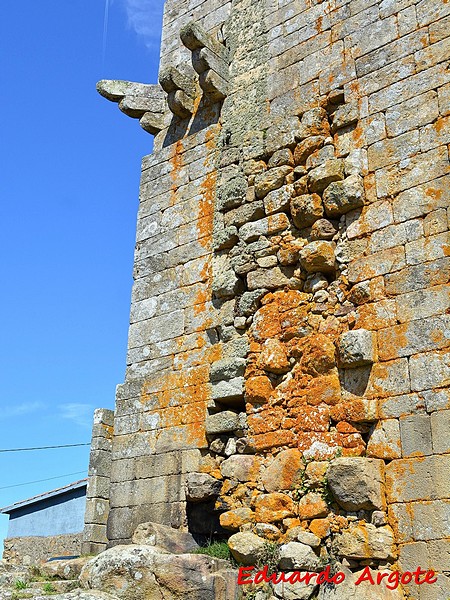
[327,458,386,511]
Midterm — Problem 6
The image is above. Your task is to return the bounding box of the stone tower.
[84,0,450,597]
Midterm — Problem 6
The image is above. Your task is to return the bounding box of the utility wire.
[0,471,87,491]
[0,443,90,453]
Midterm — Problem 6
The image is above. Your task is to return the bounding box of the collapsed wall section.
[97,0,450,597]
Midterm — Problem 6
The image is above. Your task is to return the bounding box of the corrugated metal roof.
[0,479,88,514]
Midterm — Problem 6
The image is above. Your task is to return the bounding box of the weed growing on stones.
[255,541,280,574]
[194,540,233,561]
[14,580,27,590]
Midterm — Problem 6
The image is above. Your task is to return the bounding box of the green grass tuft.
[14,580,28,590]
[194,541,232,561]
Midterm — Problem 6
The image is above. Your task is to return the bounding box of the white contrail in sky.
[102,0,111,68]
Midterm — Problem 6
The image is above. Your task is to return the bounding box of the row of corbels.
[96,22,229,135]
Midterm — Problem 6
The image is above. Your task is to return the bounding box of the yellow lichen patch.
[253,493,296,523]
[252,303,282,341]
[249,430,296,452]
[309,518,331,539]
[169,139,184,207]
[295,404,331,432]
[248,407,284,434]
[245,375,275,404]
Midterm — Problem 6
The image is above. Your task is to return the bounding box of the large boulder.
[322,175,365,217]
[205,411,239,434]
[327,457,386,511]
[149,553,239,600]
[220,455,260,482]
[40,557,91,580]
[290,194,323,228]
[338,329,376,367]
[131,522,198,553]
[308,160,345,193]
[79,546,162,600]
[253,493,296,523]
[227,532,266,565]
[278,542,321,571]
[220,508,255,531]
[273,573,319,599]
[300,241,336,274]
[80,546,239,600]
[255,166,292,198]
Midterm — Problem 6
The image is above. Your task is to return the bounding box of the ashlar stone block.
[400,414,433,457]
[431,409,450,453]
[385,455,450,503]
[327,457,386,511]
[338,329,377,367]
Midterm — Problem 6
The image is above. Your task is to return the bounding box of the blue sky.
[0,0,165,549]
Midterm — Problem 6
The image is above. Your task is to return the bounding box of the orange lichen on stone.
[245,375,275,404]
[331,399,377,423]
[248,408,284,434]
[305,372,342,406]
[262,449,304,493]
[295,404,330,432]
[252,304,282,341]
[253,493,296,523]
[336,421,359,433]
[198,170,217,249]
[101,423,114,439]
[249,430,296,451]
[258,338,290,373]
[297,431,341,453]
[169,140,184,207]
[298,334,337,376]
[220,508,255,531]
[309,518,331,538]
[297,493,329,520]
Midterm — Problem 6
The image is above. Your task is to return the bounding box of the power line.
[0,443,90,453]
[0,471,87,491]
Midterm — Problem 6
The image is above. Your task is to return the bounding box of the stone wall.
[96,0,450,597]
[82,409,114,555]
[3,533,83,567]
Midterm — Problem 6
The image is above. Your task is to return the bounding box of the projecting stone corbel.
[96,80,166,135]
[158,67,197,119]
[180,22,230,102]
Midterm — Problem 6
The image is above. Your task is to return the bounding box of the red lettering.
[287,571,302,584]
[259,565,284,585]
[355,566,376,586]
[254,571,264,585]
[278,572,290,583]
[237,566,254,585]
[413,567,428,584]
[377,572,389,584]
[424,570,438,584]
[332,571,346,585]
[237,565,437,588]
[386,571,400,590]
[401,572,412,585]
[302,572,318,585]
[317,566,332,585]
